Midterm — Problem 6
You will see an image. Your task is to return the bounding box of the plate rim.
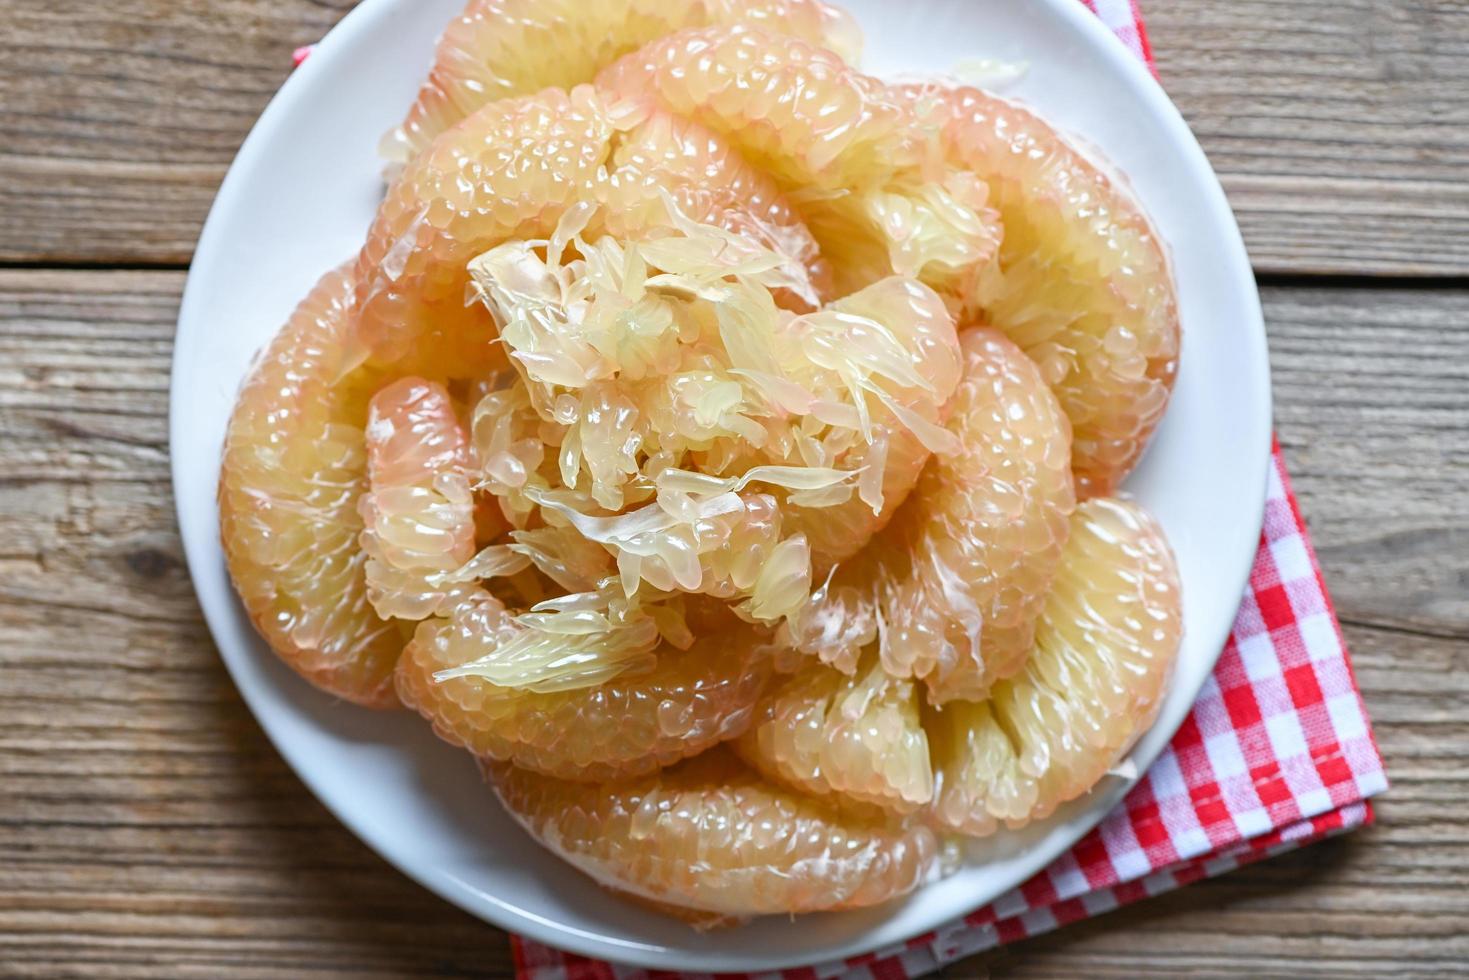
[169,0,1273,970]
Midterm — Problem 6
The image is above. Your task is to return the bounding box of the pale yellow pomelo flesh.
[902,85,1180,499]
[359,377,478,621]
[878,328,1075,704]
[396,592,774,781]
[597,27,1001,300]
[384,0,860,164]
[931,497,1183,836]
[490,747,942,916]
[352,86,614,376]
[218,267,403,707]
[788,327,1074,706]
[736,653,932,814]
[355,86,827,378]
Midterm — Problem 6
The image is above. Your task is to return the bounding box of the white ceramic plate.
[171,0,1271,971]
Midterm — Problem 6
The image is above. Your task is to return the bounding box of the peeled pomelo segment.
[877,328,1075,704]
[382,0,860,165]
[396,593,772,780]
[597,26,920,191]
[352,85,616,376]
[218,267,402,707]
[736,653,932,814]
[359,378,481,621]
[905,85,1180,498]
[931,497,1183,836]
[490,747,942,915]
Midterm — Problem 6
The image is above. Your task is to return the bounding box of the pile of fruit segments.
[219,0,1184,921]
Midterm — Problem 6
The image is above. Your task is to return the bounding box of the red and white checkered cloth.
[293,3,1387,975]
[505,3,1389,977]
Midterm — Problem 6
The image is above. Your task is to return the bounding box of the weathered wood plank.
[1263,287,1469,638]
[0,0,352,266]
[1149,0,1469,276]
[1,0,1468,275]
[0,270,1465,975]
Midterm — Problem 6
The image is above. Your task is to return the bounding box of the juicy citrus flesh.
[461,215,962,616]
[354,86,831,377]
[736,653,932,814]
[218,267,403,707]
[384,0,860,164]
[785,328,1074,705]
[765,276,962,565]
[359,377,478,621]
[396,592,774,780]
[218,1,1188,924]
[931,497,1183,836]
[490,748,943,916]
[601,110,823,292]
[903,85,1181,499]
[352,86,614,376]
[596,26,1002,301]
[876,328,1076,704]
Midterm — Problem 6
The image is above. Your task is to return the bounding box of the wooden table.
[2,1,1466,976]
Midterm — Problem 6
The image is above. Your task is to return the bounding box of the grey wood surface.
[1,1,1467,274]
[2,1,1467,977]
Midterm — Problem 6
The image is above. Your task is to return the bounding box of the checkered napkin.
[290,3,1387,974]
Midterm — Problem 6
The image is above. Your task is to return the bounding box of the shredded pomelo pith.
[218,0,1185,923]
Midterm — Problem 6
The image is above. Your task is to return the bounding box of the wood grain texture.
[0,272,1464,977]
[0,0,353,267]
[1,0,1468,274]
[1147,0,1469,276]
